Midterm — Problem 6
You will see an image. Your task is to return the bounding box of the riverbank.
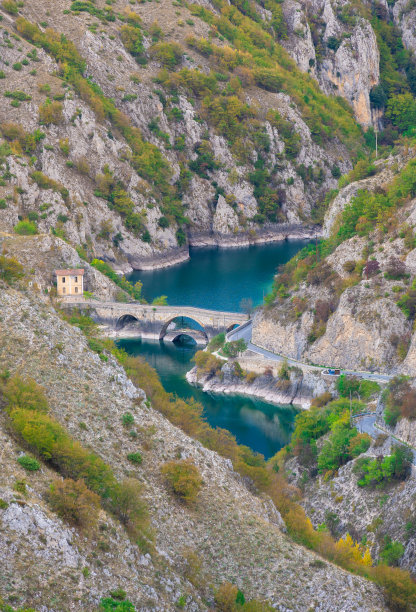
[186,354,336,410]
[125,224,318,272]
[186,366,312,409]
[188,224,320,250]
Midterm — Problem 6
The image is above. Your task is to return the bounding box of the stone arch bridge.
[62,299,248,344]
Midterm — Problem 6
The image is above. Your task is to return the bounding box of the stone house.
[55,269,84,296]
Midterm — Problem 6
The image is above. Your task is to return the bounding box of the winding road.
[228,320,393,384]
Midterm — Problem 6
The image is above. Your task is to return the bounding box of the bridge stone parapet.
[61,298,248,342]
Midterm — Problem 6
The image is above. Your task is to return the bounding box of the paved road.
[228,320,392,383]
[353,414,416,464]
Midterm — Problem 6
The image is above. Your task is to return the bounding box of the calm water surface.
[117,337,298,459]
[128,240,308,311]
[122,241,308,458]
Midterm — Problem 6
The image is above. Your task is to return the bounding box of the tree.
[109,478,148,537]
[379,535,405,566]
[193,350,223,376]
[152,295,168,305]
[222,339,247,358]
[317,421,358,472]
[279,358,290,380]
[386,93,416,132]
[337,375,360,398]
[3,375,49,413]
[384,257,407,280]
[239,298,254,316]
[370,84,387,109]
[363,259,380,279]
[0,255,24,284]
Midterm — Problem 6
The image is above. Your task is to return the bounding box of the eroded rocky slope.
[0,267,388,610]
[0,0,376,270]
[252,145,416,374]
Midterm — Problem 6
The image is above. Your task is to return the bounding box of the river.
[120,241,308,459]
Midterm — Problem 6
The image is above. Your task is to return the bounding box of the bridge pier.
[60,299,248,343]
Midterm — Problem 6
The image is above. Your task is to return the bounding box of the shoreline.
[125,225,318,272]
[185,366,313,409]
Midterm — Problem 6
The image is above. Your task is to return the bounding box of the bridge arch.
[115,313,141,332]
[226,323,240,333]
[159,315,209,343]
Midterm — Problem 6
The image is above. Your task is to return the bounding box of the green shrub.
[2,0,18,13]
[48,477,101,528]
[317,421,365,472]
[379,535,405,566]
[127,452,142,465]
[161,459,202,503]
[150,42,183,68]
[91,259,142,301]
[254,67,283,92]
[353,445,413,488]
[0,255,24,284]
[122,412,135,426]
[337,375,380,400]
[70,0,115,21]
[12,62,22,71]
[158,216,169,228]
[120,24,145,64]
[3,375,49,412]
[151,295,168,305]
[14,219,38,235]
[17,455,40,471]
[222,339,247,357]
[109,588,127,601]
[99,597,135,611]
[4,90,32,101]
[386,93,416,132]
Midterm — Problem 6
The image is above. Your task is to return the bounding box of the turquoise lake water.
[120,240,308,458]
[128,240,308,311]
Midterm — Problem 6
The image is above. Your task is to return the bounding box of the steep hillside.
[252,144,416,374]
[0,0,373,269]
[0,256,391,611]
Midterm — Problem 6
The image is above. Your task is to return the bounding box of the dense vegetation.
[15,18,189,232]
[353,444,413,488]
[384,376,416,426]
[187,2,363,152]
[0,373,150,543]
[277,395,371,476]
[161,459,203,504]
[265,155,416,307]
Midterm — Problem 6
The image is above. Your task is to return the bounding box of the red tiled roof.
[55,269,85,276]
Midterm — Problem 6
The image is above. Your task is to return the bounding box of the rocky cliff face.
[394,0,416,55]
[0,0,369,270]
[252,146,416,375]
[282,0,380,127]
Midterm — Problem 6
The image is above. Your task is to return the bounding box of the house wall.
[57,275,84,296]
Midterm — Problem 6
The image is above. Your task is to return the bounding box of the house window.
[62,277,66,283]
[75,287,78,293]
[75,276,78,282]
[63,287,66,294]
